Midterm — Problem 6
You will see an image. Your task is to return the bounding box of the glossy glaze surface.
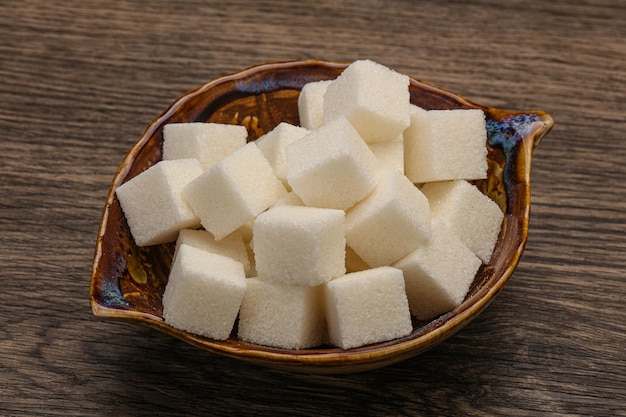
[90,60,553,373]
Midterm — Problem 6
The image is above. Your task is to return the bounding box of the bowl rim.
[90,59,554,373]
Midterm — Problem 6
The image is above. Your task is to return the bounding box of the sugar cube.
[255,122,309,187]
[116,158,203,246]
[393,218,482,320]
[253,205,346,287]
[163,122,247,170]
[183,142,287,240]
[323,59,410,144]
[298,80,333,130]
[324,266,413,350]
[173,228,251,276]
[238,278,326,349]
[345,169,431,267]
[421,180,503,263]
[286,116,379,210]
[404,108,488,183]
[368,134,404,173]
[162,244,247,340]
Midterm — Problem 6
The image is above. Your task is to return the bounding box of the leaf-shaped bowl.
[90,60,553,374]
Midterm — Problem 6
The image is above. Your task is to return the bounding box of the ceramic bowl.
[90,60,554,374]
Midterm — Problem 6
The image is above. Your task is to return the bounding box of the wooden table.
[1,1,624,415]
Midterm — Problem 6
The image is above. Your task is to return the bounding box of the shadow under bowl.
[90,60,554,374]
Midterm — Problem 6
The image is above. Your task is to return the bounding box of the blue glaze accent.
[235,71,332,95]
[486,113,542,197]
[487,113,541,152]
[234,77,290,95]
[100,276,130,309]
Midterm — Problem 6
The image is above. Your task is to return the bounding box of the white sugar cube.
[255,122,309,187]
[183,142,287,240]
[324,266,412,350]
[286,116,379,210]
[421,180,503,263]
[238,278,325,349]
[393,218,481,320]
[346,169,431,267]
[369,135,404,173]
[323,59,410,143]
[404,108,488,183]
[162,244,247,340]
[116,159,203,246]
[163,122,247,170]
[298,80,333,130]
[173,228,251,276]
[253,205,346,287]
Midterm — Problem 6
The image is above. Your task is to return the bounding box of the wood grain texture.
[0,0,624,416]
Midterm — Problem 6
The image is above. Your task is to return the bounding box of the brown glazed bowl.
[90,60,554,374]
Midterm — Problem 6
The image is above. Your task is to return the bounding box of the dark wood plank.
[1,0,625,416]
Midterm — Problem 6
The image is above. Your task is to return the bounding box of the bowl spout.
[486,110,554,152]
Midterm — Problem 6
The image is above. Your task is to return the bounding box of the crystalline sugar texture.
[368,134,404,173]
[421,180,503,263]
[255,122,308,186]
[162,244,247,340]
[115,158,202,246]
[238,278,326,349]
[324,266,413,350]
[183,142,287,240]
[253,205,346,287]
[286,116,379,210]
[297,80,333,130]
[345,169,431,267]
[323,59,410,144]
[393,218,481,320]
[173,228,251,276]
[162,122,247,170]
[404,108,488,183]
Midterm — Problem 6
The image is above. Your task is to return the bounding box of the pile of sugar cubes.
[115,60,504,350]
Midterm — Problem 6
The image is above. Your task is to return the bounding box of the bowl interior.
[90,60,553,373]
